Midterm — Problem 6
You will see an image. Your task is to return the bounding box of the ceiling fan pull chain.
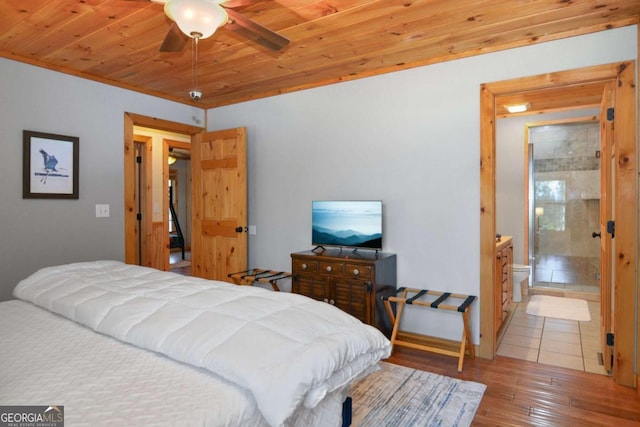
[192,36,198,91]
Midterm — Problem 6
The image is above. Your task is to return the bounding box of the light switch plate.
[248,225,256,235]
[96,204,110,218]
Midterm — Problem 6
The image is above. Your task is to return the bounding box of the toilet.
[511,264,530,303]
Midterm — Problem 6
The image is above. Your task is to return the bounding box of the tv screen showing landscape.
[312,200,382,249]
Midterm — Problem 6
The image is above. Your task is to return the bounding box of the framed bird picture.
[23,130,79,199]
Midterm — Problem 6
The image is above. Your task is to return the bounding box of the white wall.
[0,59,204,301]
[207,26,637,342]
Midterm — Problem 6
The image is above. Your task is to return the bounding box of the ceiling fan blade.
[224,9,289,52]
[160,23,188,52]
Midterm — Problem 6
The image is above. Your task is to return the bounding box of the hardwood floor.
[169,250,191,276]
[387,346,640,426]
[170,264,191,276]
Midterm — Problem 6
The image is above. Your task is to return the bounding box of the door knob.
[235,226,247,233]
[592,231,601,238]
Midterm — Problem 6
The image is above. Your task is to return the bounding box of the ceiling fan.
[146,0,290,53]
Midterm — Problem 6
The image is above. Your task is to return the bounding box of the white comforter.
[13,261,391,427]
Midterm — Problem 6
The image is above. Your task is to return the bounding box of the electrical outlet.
[96,204,110,218]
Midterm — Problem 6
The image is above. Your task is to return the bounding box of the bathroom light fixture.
[168,155,177,165]
[505,103,531,114]
[164,0,228,40]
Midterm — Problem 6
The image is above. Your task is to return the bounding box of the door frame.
[124,113,204,268]
[479,62,637,387]
[599,81,615,373]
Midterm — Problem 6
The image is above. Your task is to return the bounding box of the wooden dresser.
[291,249,396,335]
[495,236,513,334]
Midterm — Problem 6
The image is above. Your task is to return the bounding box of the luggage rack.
[383,287,476,372]
[227,269,291,291]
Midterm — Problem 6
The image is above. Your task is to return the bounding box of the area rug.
[350,362,486,427]
[526,295,591,321]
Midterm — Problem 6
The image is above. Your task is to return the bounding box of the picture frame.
[23,130,79,199]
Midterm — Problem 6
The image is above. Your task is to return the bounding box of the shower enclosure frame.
[524,117,601,295]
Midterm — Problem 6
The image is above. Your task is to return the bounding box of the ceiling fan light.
[165,0,228,39]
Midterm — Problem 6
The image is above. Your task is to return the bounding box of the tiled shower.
[529,121,601,295]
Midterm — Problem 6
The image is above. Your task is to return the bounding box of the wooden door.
[610,62,636,387]
[599,82,614,373]
[191,128,247,281]
[597,63,636,386]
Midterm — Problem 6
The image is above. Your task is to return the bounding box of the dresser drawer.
[293,258,317,273]
[318,261,344,276]
[345,264,372,280]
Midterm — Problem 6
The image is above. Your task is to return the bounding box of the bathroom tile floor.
[496,295,608,375]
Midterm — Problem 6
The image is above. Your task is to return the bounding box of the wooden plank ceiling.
[1,0,638,110]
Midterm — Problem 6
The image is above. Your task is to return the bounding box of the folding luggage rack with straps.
[228,269,291,291]
[383,287,476,372]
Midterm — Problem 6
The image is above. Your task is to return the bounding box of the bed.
[0,261,391,426]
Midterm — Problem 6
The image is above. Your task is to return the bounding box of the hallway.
[170,250,191,276]
[497,294,607,375]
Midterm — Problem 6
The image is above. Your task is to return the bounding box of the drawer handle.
[352,268,360,276]
[323,298,329,303]
[326,266,332,272]
[301,263,307,270]
[329,299,335,305]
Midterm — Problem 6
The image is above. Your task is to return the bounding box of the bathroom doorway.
[527,119,601,297]
[479,62,637,388]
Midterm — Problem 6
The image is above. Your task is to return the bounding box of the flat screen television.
[312,200,382,250]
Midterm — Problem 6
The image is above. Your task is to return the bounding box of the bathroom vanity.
[495,235,514,334]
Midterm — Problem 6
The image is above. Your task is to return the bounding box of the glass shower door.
[528,121,601,295]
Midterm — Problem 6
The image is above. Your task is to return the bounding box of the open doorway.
[495,115,605,374]
[479,61,637,388]
[124,114,249,284]
[124,113,203,271]
[166,140,191,274]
